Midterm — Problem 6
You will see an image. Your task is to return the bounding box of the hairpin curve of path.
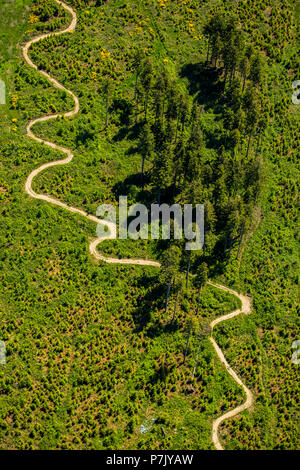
[22,0,254,450]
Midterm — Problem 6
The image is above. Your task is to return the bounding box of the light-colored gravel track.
[23,1,160,267]
[22,0,253,450]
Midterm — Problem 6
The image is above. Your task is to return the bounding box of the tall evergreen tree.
[139,121,155,181]
[140,57,154,120]
[151,145,172,203]
[159,245,181,313]
[103,77,114,129]
[132,48,145,101]
[195,262,208,315]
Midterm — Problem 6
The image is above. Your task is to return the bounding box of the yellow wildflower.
[28,13,39,24]
[11,95,18,109]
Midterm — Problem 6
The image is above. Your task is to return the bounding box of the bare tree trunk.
[183,328,192,363]
[224,68,228,90]
[105,94,109,129]
[196,287,202,315]
[246,129,253,159]
[186,255,191,289]
[226,237,233,265]
[134,73,139,101]
[242,75,246,92]
[141,155,146,187]
[165,280,172,312]
[172,290,179,321]
[175,114,180,143]
[255,132,262,156]
[145,91,149,120]
[141,155,145,176]
[182,118,186,135]
[236,227,244,259]
[223,236,228,254]
[192,343,201,379]
[206,43,210,65]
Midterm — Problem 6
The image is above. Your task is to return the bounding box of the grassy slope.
[215,1,300,449]
[0,0,243,450]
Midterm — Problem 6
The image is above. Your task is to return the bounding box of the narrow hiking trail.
[22,0,253,450]
[22,0,159,268]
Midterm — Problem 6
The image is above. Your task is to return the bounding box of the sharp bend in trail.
[23,0,160,267]
[22,0,253,450]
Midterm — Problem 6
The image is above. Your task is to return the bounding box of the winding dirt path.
[23,0,159,267]
[22,0,253,450]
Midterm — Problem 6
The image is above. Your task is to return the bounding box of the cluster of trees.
[83,13,272,395]
[29,0,69,32]
[122,17,268,284]
[204,14,264,87]
[203,14,269,156]
[26,6,267,282]
[32,0,61,22]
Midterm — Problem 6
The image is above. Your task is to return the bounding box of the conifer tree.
[159,245,181,313]
[139,121,155,181]
[140,57,154,120]
[103,77,114,129]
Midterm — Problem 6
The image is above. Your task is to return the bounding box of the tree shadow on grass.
[112,174,174,208]
[130,275,161,331]
[112,174,154,205]
[112,120,142,142]
[130,273,182,340]
[148,362,173,385]
[180,62,223,112]
[111,98,134,127]
[146,319,179,339]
